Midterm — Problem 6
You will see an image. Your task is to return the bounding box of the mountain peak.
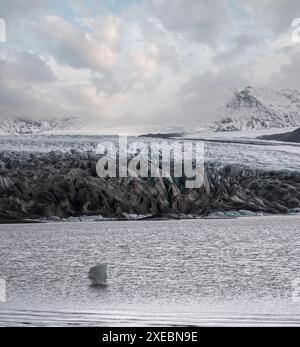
[210,86,300,132]
[226,87,264,110]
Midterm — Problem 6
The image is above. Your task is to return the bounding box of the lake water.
[0,216,300,326]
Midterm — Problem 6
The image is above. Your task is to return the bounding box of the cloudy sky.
[1,0,300,131]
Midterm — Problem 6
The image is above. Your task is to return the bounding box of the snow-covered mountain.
[210,86,300,132]
[2,86,300,136]
[0,117,82,135]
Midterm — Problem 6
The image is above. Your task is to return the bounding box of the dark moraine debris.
[259,127,300,143]
[139,132,185,139]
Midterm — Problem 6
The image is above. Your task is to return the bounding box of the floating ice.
[88,263,108,286]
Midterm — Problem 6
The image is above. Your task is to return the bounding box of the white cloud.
[0,51,56,83]
[1,0,300,129]
[131,44,159,79]
[244,0,300,35]
[38,15,120,73]
[148,0,231,45]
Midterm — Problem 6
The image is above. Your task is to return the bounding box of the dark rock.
[260,127,300,143]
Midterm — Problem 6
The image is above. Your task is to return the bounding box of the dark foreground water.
[0,216,299,326]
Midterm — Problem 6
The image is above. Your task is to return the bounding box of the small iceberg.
[88,263,108,286]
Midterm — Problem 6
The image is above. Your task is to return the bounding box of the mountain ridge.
[2,86,300,135]
[0,117,82,135]
[210,86,300,132]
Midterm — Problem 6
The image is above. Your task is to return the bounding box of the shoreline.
[1,211,299,225]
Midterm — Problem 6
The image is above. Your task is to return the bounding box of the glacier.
[0,134,299,220]
[1,85,300,221]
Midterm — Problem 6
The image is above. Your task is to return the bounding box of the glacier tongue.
[0,134,299,220]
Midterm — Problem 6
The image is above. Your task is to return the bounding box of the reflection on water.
[0,215,300,326]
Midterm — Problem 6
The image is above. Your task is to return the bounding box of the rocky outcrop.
[0,150,299,221]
